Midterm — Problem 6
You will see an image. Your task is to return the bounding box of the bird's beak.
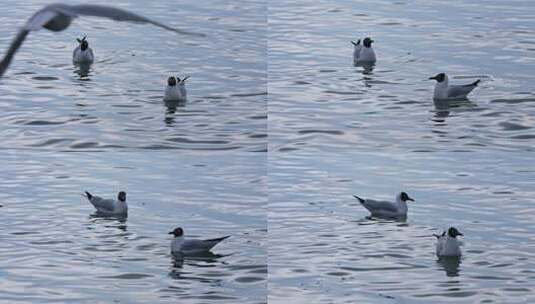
[458,232,463,236]
[181,76,190,83]
[429,76,438,80]
[370,39,374,43]
[168,231,174,234]
[408,197,415,202]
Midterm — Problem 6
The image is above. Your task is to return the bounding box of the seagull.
[164,76,189,101]
[169,227,230,256]
[0,3,204,78]
[434,227,463,257]
[351,39,362,63]
[84,191,127,216]
[429,73,481,100]
[353,191,414,218]
[72,35,94,64]
[355,37,376,64]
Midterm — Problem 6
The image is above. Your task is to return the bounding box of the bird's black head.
[117,191,126,202]
[363,37,374,47]
[351,39,361,46]
[168,227,184,237]
[448,227,463,238]
[400,192,414,202]
[77,36,89,51]
[168,76,177,86]
[429,73,446,83]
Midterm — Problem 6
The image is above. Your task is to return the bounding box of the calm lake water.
[269,0,535,303]
[0,0,266,303]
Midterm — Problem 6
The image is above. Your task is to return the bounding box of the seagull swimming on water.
[164,76,189,101]
[0,3,204,78]
[352,37,376,65]
[72,35,94,64]
[429,73,481,100]
[84,191,128,216]
[169,227,230,256]
[353,191,414,218]
[435,227,463,257]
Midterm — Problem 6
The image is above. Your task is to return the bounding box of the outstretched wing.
[0,30,29,78]
[62,4,205,37]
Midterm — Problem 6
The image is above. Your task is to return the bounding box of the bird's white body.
[72,46,94,63]
[355,193,409,218]
[433,74,479,100]
[436,234,462,257]
[164,83,187,101]
[171,235,228,255]
[358,46,376,63]
[85,194,127,215]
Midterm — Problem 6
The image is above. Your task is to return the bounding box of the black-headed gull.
[164,76,189,101]
[429,73,481,100]
[0,3,204,78]
[353,191,414,218]
[169,227,230,256]
[434,227,463,257]
[84,191,127,216]
[72,35,94,64]
[353,37,376,65]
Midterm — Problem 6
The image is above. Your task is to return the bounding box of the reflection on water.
[438,257,462,277]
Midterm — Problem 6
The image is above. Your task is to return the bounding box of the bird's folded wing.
[90,196,115,212]
[447,84,475,98]
[363,199,398,212]
[180,239,209,251]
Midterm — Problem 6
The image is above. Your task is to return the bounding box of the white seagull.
[429,73,481,100]
[72,35,94,64]
[0,3,204,78]
[164,76,189,101]
[351,39,362,63]
[434,227,463,257]
[353,191,414,218]
[354,37,376,64]
[169,227,230,256]
[84,191,128,216]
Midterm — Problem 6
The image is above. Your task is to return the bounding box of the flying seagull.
[0,3,204,78]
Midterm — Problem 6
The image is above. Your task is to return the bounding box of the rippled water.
[0,0,266,303]
[1,152,266,303]
[269,151,535,303]
[0,0,266,152]
[269,0,535,153]
[269,0,535,303]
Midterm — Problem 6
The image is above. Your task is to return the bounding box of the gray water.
[0,0,266,152]
[2,0,535,303]
[269,0,535,303]
[0,0,266,303]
